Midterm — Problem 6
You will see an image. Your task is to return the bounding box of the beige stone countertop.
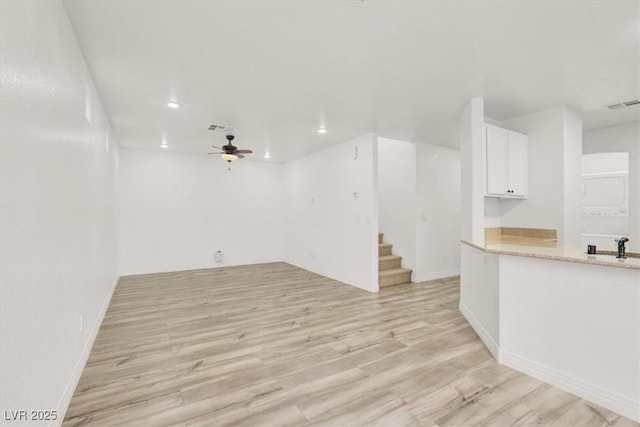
[463,240,640,270]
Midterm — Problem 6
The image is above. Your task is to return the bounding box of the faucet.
[616,237,629,259]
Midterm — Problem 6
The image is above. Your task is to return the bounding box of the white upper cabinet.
[485,124,527,198]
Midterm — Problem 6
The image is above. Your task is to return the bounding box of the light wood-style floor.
[64,262,638,426]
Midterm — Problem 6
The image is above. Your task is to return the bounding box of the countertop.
[464,237,640,270]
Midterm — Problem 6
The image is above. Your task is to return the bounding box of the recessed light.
[264,152,271,159]
[160,142,168,148]
[318,128,327,134]
[167,101,180,109]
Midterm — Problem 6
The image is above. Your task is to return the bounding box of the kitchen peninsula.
[460,228,640,422]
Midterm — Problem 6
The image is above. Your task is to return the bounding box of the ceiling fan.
[208,134,253,163]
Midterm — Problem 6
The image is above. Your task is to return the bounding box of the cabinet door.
[486,126,508,195]
[507,133,527,197]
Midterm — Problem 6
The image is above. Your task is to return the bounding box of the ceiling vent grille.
[608,100,640,110]
[208,124,229,131]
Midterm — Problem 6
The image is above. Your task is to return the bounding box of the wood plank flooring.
[64,262,638,426]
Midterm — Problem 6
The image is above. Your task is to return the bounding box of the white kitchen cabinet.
[485,124,527,198]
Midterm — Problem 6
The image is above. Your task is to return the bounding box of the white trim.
[458,301,500,361]
[413,269,460,283]
[54,276,119,426]
[501,350,640,423]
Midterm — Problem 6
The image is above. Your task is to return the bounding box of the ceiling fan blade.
[235,149,253,154]
[236,154,245,159]
[211,145,223,150]
[207,152,224,155]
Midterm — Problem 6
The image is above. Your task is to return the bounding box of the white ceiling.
[63,0,640,162]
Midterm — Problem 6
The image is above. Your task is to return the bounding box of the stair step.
[378,243,392,256]
[378,233,384,244]
[379,255,402,271]
[379,268,412,288]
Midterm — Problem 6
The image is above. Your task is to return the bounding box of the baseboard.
[458,301,500,361]
[413,268,460,283]
[501,350,640,423]
[53,275,119,426]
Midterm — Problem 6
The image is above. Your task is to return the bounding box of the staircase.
[378,233,412,288]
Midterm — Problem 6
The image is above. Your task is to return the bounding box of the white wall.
[499,106,582,246]
[415,144,461,281]
[459,243,500,358]
[584,122,640,251]
[459,98,486,246]
[284,134,378,292]
[484,198,502,228]
[119,148,285,275]
[377,138,417,271]
[562,107,583,247]
[500,256,640,422]
[0,1,119,422]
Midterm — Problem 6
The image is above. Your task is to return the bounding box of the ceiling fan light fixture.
[221,153,238,162]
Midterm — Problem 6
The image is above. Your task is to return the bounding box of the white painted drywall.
[284,134,378,292]
[584,122,640,251]
[563,107,583,247]
[500,255,640,422]
[459,98,486,246]
[459,243,500,358]
[499,106,581,245]
[377,138,417,271]
[415,144,461,281]
[484,198,502,228]
[119,148,285,275]
[0,1,119,422]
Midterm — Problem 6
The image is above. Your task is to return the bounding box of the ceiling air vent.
[608,100,640,110]
[208,123,229,131]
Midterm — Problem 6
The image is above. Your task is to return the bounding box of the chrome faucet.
[616,237,629,259]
